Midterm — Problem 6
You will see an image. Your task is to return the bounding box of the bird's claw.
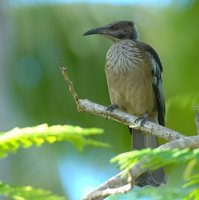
[106,104,118,112]
[132,117,147,130]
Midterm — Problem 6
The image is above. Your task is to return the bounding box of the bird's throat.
[106,40,143,73]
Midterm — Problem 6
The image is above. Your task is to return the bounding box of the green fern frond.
[111,148,199,173]
[184,174,199,188]
[0,124,109,158]
[0,181,66,200]
[183,173,199,200]
[112,148,199,199]
[184,188,199,200]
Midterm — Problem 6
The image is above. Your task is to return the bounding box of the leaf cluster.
[0,123,108,158]
[0,182,65,200]
[112,148,199,200]
[0,124,108,200]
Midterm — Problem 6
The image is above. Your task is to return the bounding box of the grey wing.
[150,53,165,126]
[148,47,165,126]
[140,43,165,126]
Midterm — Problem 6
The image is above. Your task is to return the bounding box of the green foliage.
[109,185,189,200]
[184,173,199,200]
[0,181,65,200]
[112,148,199,200]
[0,124,108,199]
[0,124,108,158]
[111,148,199,173]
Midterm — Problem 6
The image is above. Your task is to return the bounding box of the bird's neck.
[106,39,143,73]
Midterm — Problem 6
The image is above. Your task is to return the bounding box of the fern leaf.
[111,148,199,172]
[0,124,109,158]
[0,181,66,200]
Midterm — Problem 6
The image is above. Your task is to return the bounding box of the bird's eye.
[113,25,119,30]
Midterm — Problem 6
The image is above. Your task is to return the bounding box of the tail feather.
[131,128,166,187]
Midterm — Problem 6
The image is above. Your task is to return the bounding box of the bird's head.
[83,21,138,42]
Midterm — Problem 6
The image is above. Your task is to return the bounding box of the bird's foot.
[131,116,147,130]
[106,104,118,112]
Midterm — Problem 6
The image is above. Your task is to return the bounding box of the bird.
[83,21,166,187]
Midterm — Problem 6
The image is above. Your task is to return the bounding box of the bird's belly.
[105,69,155,116]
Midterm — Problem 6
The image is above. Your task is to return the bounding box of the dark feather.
[139,42,165,126]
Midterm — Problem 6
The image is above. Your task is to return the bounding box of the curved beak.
[83,27,106,36]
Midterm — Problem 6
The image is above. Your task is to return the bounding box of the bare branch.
[79,99,184,141]
[82,172,133,200]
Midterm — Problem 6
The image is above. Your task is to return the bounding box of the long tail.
[131,128,166,187]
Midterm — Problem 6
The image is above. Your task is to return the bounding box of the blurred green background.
[0,0,199,199]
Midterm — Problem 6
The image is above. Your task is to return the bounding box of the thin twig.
[194,105,199,135]
[60,65,80,110]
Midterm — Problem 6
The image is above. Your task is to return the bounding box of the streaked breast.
[106,39,144,73]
